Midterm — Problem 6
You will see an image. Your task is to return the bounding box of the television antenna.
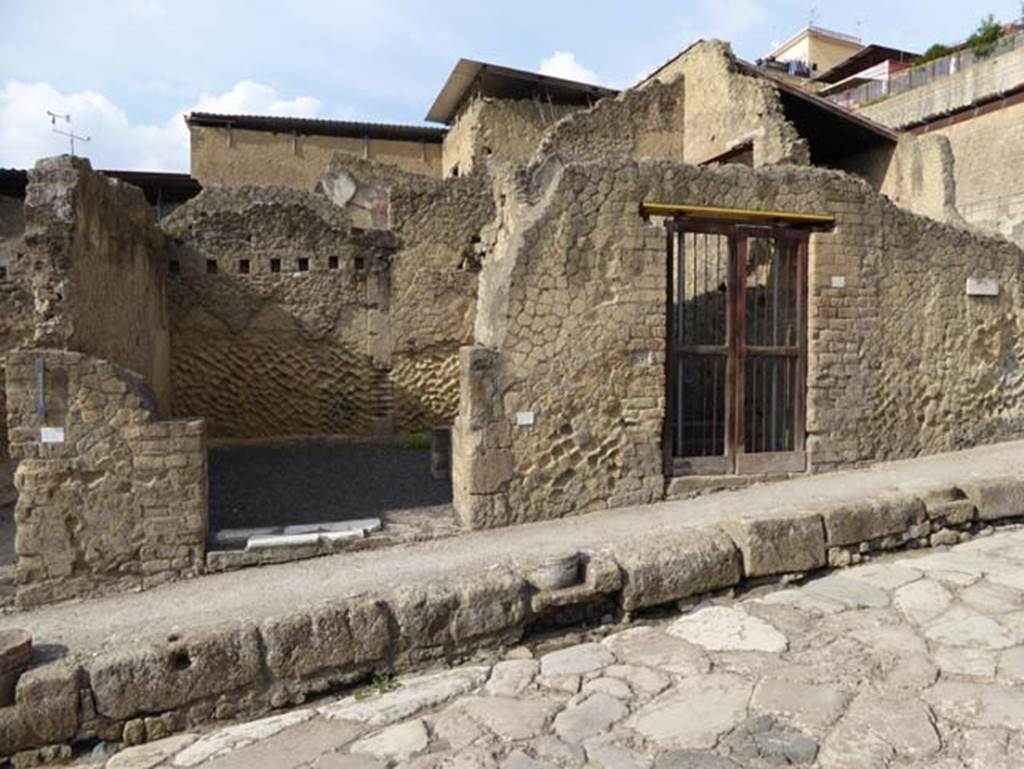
[47,111,90,156]
[809,3,818,27]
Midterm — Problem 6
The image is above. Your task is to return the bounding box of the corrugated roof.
[186,112,447,143]
[425,59,618,124]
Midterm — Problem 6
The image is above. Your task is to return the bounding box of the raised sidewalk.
[4,440,1024,758]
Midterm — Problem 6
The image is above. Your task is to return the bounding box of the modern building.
[762,26,864,78]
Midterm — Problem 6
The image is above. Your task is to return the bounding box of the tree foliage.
[917,43,955,64]
[967,14,1003,59]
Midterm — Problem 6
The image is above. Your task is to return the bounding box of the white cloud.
[539,51,599,84]
[698,0,766,41]
[0,80,323,172]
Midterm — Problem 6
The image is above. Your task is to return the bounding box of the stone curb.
[3,474,1022,759]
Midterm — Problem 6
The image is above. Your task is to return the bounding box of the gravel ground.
[208,438,452,531]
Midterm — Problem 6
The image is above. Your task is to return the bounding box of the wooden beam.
[639,202,835,229]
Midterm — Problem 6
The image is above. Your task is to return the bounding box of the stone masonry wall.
[926,100,1024,245]
[532,80,686,166]
[454,158,1024,528]
[9,156,172,411]
[858,45,1024,246]
[5,349,206,608]
[442,98,583,178]
[641,41,810,167]
[166,160,494,439]
[0,195,30,505]
[163,186,397,439]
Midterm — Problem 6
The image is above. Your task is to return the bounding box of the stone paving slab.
[94,526,1024,769]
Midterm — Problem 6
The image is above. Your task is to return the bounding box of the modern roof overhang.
[1,167,201,205]
[734,59,899,166]
[425,58,618,124]
[186,112,447,143]
[640,202,835,230]
[815,44,919,85]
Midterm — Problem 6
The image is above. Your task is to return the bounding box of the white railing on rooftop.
[828,29,1024,110]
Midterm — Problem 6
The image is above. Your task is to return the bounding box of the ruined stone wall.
[10,157,172,411]
[641,41,810,166]
[442,97,583,177]
[0,196,29,506]
[190,125,443,188]
[165,161,493,439]
[868,204,1024,455]
[836,134,964,226]
[5,349,206,608]
[454,158,1024,527]
[163,186,396,439]
[855,47,1024,246]
[532,80,686,165]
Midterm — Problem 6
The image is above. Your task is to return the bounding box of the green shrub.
[917,43,955,64]
[968,14,1004,58]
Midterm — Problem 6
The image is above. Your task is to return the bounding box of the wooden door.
[666,221,807,476]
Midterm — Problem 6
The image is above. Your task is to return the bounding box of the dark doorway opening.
[206,436,455,553]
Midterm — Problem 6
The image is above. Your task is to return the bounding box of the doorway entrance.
[663,217,810,476]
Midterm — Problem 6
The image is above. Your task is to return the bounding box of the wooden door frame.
[664,219,810,477]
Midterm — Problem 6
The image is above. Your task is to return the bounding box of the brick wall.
[5,350,206,608]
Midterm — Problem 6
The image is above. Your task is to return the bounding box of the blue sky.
[2,0,1021,171]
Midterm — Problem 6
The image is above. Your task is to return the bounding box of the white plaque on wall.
[40,426,65,444]
[966,277,999,296]
[515,411,535,427]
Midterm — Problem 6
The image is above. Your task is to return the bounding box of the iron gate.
[665,220,808,476]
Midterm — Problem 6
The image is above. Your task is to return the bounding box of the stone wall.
[190,125,443,188]
[165,160,494,439]
[857,46,1024,246]
[640,41,810,166]
[5,349,206,608]
[837,134,963,226]
[0,195,29,505]
[925,100,1024,244]
[532,80,686,165]
[163,186,397,438]
[454,158,1024,527]
[442,97,584,178]
[0,157,200,606]
[10,157,172,411]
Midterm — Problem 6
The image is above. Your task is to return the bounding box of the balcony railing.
[827,29,1024,109]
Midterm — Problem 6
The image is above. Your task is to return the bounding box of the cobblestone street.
[102,525,1024,769]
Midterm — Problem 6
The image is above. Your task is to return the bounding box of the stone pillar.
[451,345,514,529]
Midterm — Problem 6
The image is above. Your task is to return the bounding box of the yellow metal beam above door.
[639,202,835,229]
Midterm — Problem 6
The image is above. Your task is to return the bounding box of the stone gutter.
[3,442,1024,760]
